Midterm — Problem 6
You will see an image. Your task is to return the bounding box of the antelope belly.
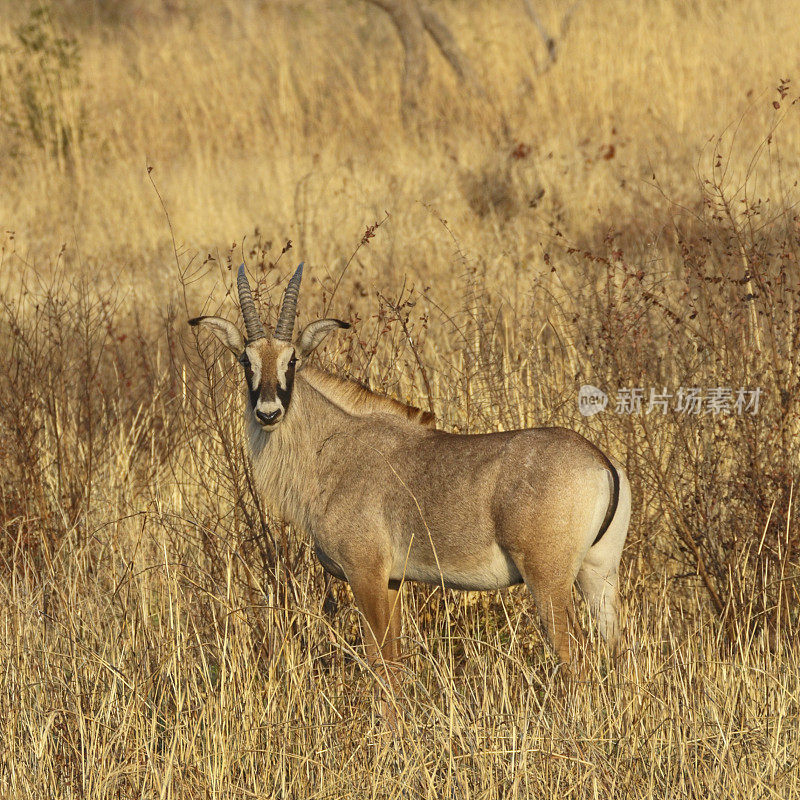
[394,545,523,591]
[315,545,347,581]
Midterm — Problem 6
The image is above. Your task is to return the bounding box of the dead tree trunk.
[365,0,583,115]
[366,0,430,111]
[416,4,484,94]
[364,0,484,112]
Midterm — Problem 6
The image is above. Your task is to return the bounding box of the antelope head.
[189,263,349,430]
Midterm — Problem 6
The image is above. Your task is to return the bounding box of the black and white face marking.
[274,347,297,412]
[239,340,297,429]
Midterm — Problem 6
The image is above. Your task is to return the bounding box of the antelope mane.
[300,367,436,428]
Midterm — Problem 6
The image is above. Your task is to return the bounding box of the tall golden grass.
[1,1,799,797]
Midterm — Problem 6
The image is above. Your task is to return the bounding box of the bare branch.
[559,0,583,40]
[521,0,556,62]
[364,0,429,110]
[365,0,486,112]
[417,4,485,96]
[521,0,583,65]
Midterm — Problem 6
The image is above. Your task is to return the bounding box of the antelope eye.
[288,355,296,368]
[239,354,251,368]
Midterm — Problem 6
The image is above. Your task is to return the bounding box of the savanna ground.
[1,0,800,797]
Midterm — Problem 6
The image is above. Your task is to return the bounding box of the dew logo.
[578,385,608,417]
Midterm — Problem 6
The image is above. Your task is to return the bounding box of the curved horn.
[237,263,266,342]
[273,262,304,342]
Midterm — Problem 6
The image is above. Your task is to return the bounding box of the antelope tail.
[593,460,620,547]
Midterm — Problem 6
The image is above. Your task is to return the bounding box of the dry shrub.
[0,264,176,575]
[0,7,84,169]
[549,131,800,643]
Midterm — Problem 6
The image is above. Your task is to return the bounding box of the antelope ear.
[189,316,246,356]
[296,319,350,358]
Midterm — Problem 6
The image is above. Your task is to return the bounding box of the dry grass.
[1,1,799,797]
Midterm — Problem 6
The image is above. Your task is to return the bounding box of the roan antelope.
[189,264,630,689]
